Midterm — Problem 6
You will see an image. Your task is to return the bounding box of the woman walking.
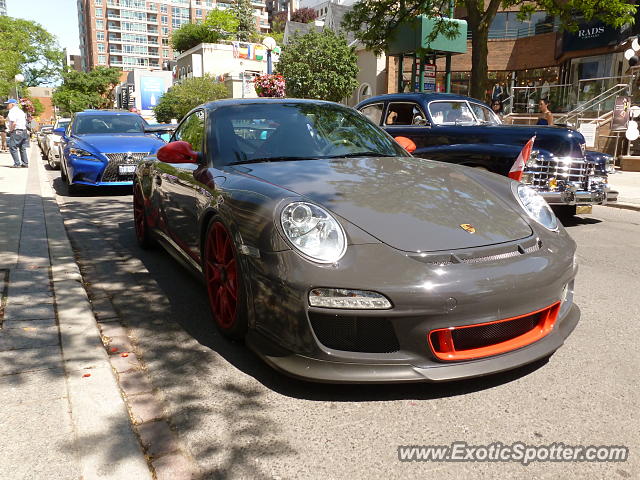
[537,98,554,126]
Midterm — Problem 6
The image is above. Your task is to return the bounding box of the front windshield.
[428,101,501,126]
[57,121,70,130]
[210,102,410,165]
[73,114,146,135]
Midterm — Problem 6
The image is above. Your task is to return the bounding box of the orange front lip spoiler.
[428,302,561,361]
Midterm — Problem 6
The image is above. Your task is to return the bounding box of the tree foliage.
[271,11,288,34]
[0,16,63,96]
[153,75,229,123]
[232,0,258,42]
[343,0,637,101]
[276,29,358,102]
[291,8,317,24]
[52,67,122,116]
[171,10,239,52]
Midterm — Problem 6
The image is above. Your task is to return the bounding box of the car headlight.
[280,201,346,263]
[69,147,97,159]
[514,184,558,231]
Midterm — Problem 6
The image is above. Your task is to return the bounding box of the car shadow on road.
[558,215,602,228]
[50,175,133,198]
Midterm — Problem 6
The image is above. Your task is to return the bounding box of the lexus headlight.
[515,184,558,231]
[280,202,346,263]
[70,147,94,157]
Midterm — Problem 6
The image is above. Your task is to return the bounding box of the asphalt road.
[44,163,639,480]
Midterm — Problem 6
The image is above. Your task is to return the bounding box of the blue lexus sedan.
[58,110,168,193]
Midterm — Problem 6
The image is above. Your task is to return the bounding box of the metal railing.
[557,82,632,126]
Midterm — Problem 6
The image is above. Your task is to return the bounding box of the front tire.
[60,160,68,181]
[133,183,155,249]
[203,217,248,340]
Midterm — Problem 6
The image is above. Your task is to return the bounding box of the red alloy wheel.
[133,184,146,244]
[205,222,238,329]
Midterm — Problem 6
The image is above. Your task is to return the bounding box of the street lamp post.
[262,36,277,75]
[14,73,24,100]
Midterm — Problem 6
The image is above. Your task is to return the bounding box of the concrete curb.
[36,157,153,479]
[606,202,640,212]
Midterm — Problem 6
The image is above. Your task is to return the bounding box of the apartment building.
[0,0,7,16]
[78,0,270,71]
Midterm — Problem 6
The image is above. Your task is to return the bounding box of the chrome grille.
[102,152,148,182]
[525,157,591,190]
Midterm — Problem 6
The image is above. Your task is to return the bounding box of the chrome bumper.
[539,188,607,206]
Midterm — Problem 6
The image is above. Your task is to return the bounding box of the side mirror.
[53,127,65,135]
[394,136,417,153]
[156,140,199,164]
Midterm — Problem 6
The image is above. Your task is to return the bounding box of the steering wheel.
[321,138,359,154]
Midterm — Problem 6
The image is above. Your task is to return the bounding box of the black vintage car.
[356,93,615,215]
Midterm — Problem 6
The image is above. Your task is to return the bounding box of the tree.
[204,9,240,42]
[171,11,239,52]
[153,75,229,123]
[0,16,63,96]
[232,0,258,42]
[343,0,637,101]
[271,11,288,33]
[291,8,317,24]
[275,29,358,102]
[52,67,122,116]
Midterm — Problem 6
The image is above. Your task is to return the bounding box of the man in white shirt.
[5,99,29,168]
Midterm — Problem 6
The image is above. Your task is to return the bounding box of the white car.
[44,118,71,169]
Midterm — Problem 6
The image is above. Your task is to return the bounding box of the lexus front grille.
[102,152,148,182]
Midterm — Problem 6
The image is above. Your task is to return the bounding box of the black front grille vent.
[309,313,400,353]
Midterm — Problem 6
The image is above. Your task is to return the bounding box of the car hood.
[431,124,586,158]
[236,157,533,252]
[73,134,165,154]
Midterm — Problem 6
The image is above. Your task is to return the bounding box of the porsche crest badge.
[460,224,476,234]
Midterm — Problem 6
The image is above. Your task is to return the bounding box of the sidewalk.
[0,146,152,480]
[609,169,640,211]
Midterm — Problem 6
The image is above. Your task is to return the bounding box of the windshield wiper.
[321,152,392,159]
[232,156,319,165]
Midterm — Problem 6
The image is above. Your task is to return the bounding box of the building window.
[95,7,103,17]
[161,37,169,45]
[95,0,102,4]
[148,3,156,11]
[96,19,104,29]
[196,9,202,17]
[162,27,169,36]
[97,31,105,41]
[160,4,167,13]
[97,43,105,53]
[161,15,167,24]
[163,48,169,57]
[98,54,106,65]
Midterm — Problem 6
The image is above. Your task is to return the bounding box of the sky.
[8,0,81,55]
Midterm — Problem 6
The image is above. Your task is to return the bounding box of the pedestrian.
[0,115,7,152]
[491,99,504,119]
[5,99,29,168]
[537,98,554,126]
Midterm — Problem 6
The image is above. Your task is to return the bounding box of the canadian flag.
[508,136,536,181]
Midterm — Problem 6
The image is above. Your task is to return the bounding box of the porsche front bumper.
[248,304,579,383]
[245,232,579,383]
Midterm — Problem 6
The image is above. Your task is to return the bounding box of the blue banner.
[140,76,165,110]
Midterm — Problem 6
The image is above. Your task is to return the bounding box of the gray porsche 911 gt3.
[133,98,579,383]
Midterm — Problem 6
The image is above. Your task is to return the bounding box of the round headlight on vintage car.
[280,202,346,263]
[515,184,558,231]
